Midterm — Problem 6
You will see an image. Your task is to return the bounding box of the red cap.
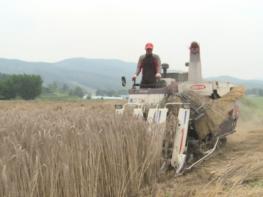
[145,42,154,50]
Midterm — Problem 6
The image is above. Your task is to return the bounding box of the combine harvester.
[116,42,244,174]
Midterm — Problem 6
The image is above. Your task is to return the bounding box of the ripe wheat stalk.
[0,102,163,197]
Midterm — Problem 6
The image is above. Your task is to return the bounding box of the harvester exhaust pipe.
[188,41,202,82]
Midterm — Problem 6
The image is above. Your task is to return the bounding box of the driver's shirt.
[137,54,161,88]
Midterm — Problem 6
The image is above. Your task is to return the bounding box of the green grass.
[248,96,263,109]
[241,96,263,111]
[240,96,263,122]
[244,179,263,188]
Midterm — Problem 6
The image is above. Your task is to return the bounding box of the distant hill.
[0,58,135,92]
[0,58,262,91]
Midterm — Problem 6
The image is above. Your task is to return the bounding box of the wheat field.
[0,101,163,197]
[1,100,263,197]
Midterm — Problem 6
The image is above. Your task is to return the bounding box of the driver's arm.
[132,56,143,81]
[154,55,161,79]
[135,56,143,76]
[155,55,161,74]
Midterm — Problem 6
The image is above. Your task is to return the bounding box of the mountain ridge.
[0,57,262,91]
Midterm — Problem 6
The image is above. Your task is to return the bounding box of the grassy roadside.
[240,96,263,121]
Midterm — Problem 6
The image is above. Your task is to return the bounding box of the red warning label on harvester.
[190,84,206,90]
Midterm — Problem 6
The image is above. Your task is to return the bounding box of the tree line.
[3,72,261,99]
[41,81,86,98]
[246,88,263,96]
[0,74,42,100]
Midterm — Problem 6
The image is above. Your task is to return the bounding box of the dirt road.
[149,125,263,197]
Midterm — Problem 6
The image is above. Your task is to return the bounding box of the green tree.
[0,77,16,99]
[48,81,58,92]
[69,86,85,97]
[62,83,70,92]
[11,74,43,100]
[17,75,42,99]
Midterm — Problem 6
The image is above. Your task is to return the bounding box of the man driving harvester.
[132,43,161,88]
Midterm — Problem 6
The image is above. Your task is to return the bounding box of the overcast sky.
[0,0,262,79]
